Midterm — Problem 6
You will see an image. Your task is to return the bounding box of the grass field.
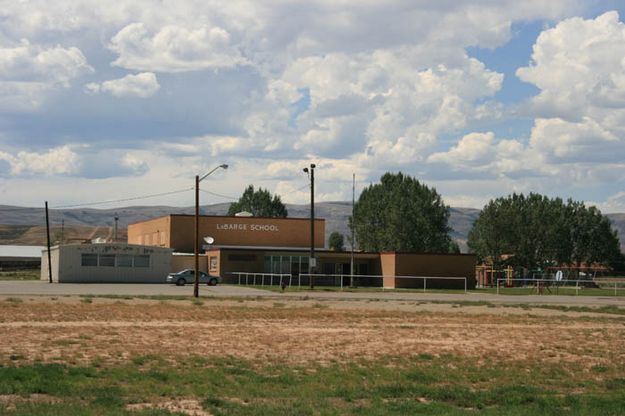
[0,270,39,281]
[1,296,624,415]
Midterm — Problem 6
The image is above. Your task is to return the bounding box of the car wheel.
[176,278,186,286]
[208,278,218,286]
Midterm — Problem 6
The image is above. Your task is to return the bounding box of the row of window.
[264,255,310,275]
[81,253,150,268]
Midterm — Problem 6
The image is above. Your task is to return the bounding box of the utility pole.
[194,164,228,298]
[45,201,52,283]
[113,213,119,242]
[303,163,316,288]
[350,173,355,288]
[194,174,200,298]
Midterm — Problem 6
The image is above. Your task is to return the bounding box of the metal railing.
[229,272,467,292]
[229,272,292,287]
[496,278,625,296]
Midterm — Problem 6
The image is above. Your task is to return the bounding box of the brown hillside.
[0,225,126,245]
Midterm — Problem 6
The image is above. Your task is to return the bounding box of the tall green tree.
[567,200,621,271]
[352,172,452,252]
[228,185,288,218]
[328,232,345,251]
[468,193,621,271]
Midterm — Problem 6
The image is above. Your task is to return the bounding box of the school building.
[128,214,476,289]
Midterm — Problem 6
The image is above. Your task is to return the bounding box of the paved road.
[1,281,624,307]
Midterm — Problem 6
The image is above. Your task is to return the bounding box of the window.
[134,255,150,268]
[116,255,133,267]
[209,256,217,272]
[81,253,97,267]
[99,254,115,267]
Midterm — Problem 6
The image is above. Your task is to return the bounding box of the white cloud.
[85,72,160,97]
[0,146,81,176]
[517,11,625,120]
[274,51,504,164]
[0,39,92,110]
[0,40,92,85]
[428,132,496,166]
[5,0,622,210]
[529,117,622,162]
[109,23,247,72]
[591,192,625,213]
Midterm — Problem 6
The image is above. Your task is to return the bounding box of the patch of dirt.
[127,399,210,415]
[0,394,59,410]
[0,297,623,368]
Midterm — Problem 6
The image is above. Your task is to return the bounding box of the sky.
[2,0,625,213]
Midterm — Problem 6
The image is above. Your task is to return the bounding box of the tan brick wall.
[127,216,170,247]
[129,215,325,253]
[379,252,396,288]
[171,254,207,273]
[393,253,476,289]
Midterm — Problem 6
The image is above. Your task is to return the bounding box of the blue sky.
[1,1,625,213]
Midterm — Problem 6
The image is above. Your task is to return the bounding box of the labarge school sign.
[216,223,279,232]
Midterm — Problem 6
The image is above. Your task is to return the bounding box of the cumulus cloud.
[263,52,504,164]
[84,72,160,97]
[428,132,497,166]
[591,192,625,213]
[0,40,92,84]
[109,23,247,72]
[0,146,81,176]
[517,12,625,119]
[0,39,92,110]
[3,0,622,209]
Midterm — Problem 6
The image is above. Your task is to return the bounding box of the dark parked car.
[166,269,219,286]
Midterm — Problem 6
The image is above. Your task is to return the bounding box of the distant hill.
[1,203,623,253]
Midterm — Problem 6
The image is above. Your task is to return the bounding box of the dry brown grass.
[1,296,624,369]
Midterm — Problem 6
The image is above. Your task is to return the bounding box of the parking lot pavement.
[0,281,271,297]
[0,281,624,306]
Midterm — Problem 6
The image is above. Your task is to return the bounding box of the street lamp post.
[194,164,228,298]
[303,163,316,289]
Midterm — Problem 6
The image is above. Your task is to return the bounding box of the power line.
[198,189,238,201]
[51,187,194,209]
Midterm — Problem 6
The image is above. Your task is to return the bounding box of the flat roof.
[0,245,45,259]
[208,245,379,257]
[129,214,325,226]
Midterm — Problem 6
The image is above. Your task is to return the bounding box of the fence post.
[576,280,579,296]
[497,278,500,295]
[615,282,618,297]
[423,277,426,293]
[464,278,467,293]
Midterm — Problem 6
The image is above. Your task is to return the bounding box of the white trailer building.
[41,243,172,283]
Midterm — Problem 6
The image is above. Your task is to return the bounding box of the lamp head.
[310,163,316,169]
[303,167,309,173]
[220,164,229,170]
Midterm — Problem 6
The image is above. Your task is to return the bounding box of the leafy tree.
[228,185,288,218]
[448,240,461,254]
[468,193,621,272]
[566,200,621,273]
[329,232,345,251]
[352,172,452,252]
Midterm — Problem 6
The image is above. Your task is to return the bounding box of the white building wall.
[42,243,172,283]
